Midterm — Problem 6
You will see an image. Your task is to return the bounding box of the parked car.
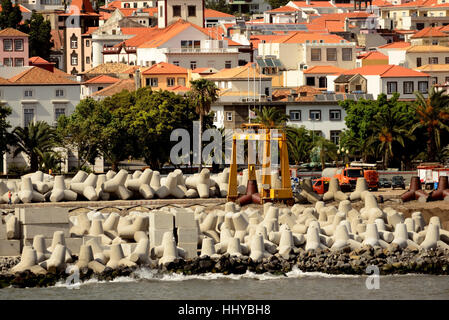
[378,177,392,188]
[391,176,406,189]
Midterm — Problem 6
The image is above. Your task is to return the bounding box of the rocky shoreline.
[1,245,448,289]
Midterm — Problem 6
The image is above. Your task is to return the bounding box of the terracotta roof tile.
[141,62,187,75]
[415,64,449,72]
[82,62,135,74]
[406,45,449,53]
[0,4,30,13]
[84,75,120,84]
[358,51,388,60]
[204,8,235,18]
[7,66,78,84]
[274,31,349,44]
[29,56,51,64]
[91,79,135,97]
[378,41,411,49]
[411,26,447,39]
[204,64,270,80]
[0,28,28,37]
[267,5,300,12]
[303,65,347,74]
[342,65,429,78]
[50,29,64,51]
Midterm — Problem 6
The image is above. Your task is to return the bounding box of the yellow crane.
[227,123,294,206]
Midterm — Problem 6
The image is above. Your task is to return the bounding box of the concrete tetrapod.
[420,223,439,250]
[401,176,428,203]
[70,173,98,201]
[305,225,327,251]
[40,244,67,272]
[89,219,113,245]
[50,176,77,202]
[19,177,45,203]
[30,171,53,194]
[11,246,46,275]
[249,233,270,262]
[129,238,150,265]
[391,223,409,249]
[362,224,388,248]
[428,176,449,201]
[70,212,91,237]
[48,231,73,262]
[323,178,348,202]
[76,244,94,270]
[6,215,19,239]
[125,169,155,199]
[278,229,294,259]
[299,179,321,204]
[102,169,133,200]
[200,237,220,259]
[158,232,181,266]
[118,216,148,240]
[330,224,362,251]
[33,234,51,263]
[0,181,20,204]
[349,178,369,201]
[95,175,110,200]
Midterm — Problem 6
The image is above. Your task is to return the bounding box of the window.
[3,39,12,51]
[173,5,181,17]
[446,77,449,83]
[416,57,422,67]
[403,81,414,94]
[24,108,34,127]
[432,40,439,45]
[225,61,232,69]
[14,39,23,51]
[56,89,64,97]
[146,78,158,87]
[3,58,12,66]
[446,57,449,64]
[97,87,103,91]
[289,110,301,121]
[194,40,200,49]
[70,34,78,49]
[326,48,337,61]
[178,77,186,86]
[418,81,428,93]
[432,77,438,85]
[329,109,341,121]
[173,61,179,66]
[188,5,196,17]
[306,77,315,86]
[13,57,23,67]
[86,39,90,47]
[71,53,78,66]
[160,5,163,17]
[226,112,233,121]
[428,57,439,64]
[167,77,175,87]
[318,77,327,88]
[55,107,65,121]
[309,110,321,121]
[311,48,321,61]
[24,89,33,97]
[86,56,90,64]
[190,61,197,69]
[387,81,397,94]
[342,48,352,61]
[330,130,341,145]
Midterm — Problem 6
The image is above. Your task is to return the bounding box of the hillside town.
[1,0,449,172]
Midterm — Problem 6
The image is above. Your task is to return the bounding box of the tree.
[187,79,219,172]
[286,125,312,165]
[56,98,103,170]
[205,0,233,14]
[22,12,53,60]
[253,106,289,128]
[266,0,289,10]
[0,0,22,30]
[12,121,58,172]
[411,86,449,162]
[311,136,338,170]
[0,103,13,160]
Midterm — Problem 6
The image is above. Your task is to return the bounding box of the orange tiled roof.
[166,85,190,92]
[303,65,347,74]
[358,51,388,60]
[276,31,349,44]
[84,75,120,84]
[267,5,300,12]
[7,66,78,84]
[0,28,28,37]
[91,79,135,97]
[204,64,270,80]
[0,77,11,84]
[29,56,51,64]
[142,62,187,75]
[204,8,235,18]
[191,67,218,74]
[378,41,411,49]
[50,29,64,51]
[411,26,447,39]
[342,65,429,78]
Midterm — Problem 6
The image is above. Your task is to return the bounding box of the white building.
[0,66,81,172]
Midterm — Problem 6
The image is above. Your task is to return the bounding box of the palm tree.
[286,125,312,165]
[412,86,449,161]
[187,79,219,172]
[368,108,412,169]
[311,136,338,170]
[12,121,58,172]
[253,106,289,128]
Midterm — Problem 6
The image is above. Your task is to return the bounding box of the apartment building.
[141,61,189,89]
[0,28,29,67]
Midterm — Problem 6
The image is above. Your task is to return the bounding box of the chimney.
[306,0,311,5]
[135,69,141,90]
[344,17,349,32]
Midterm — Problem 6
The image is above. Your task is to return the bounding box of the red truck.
[312,167,379,194]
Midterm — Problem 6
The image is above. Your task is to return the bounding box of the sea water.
[0,267,448,300]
